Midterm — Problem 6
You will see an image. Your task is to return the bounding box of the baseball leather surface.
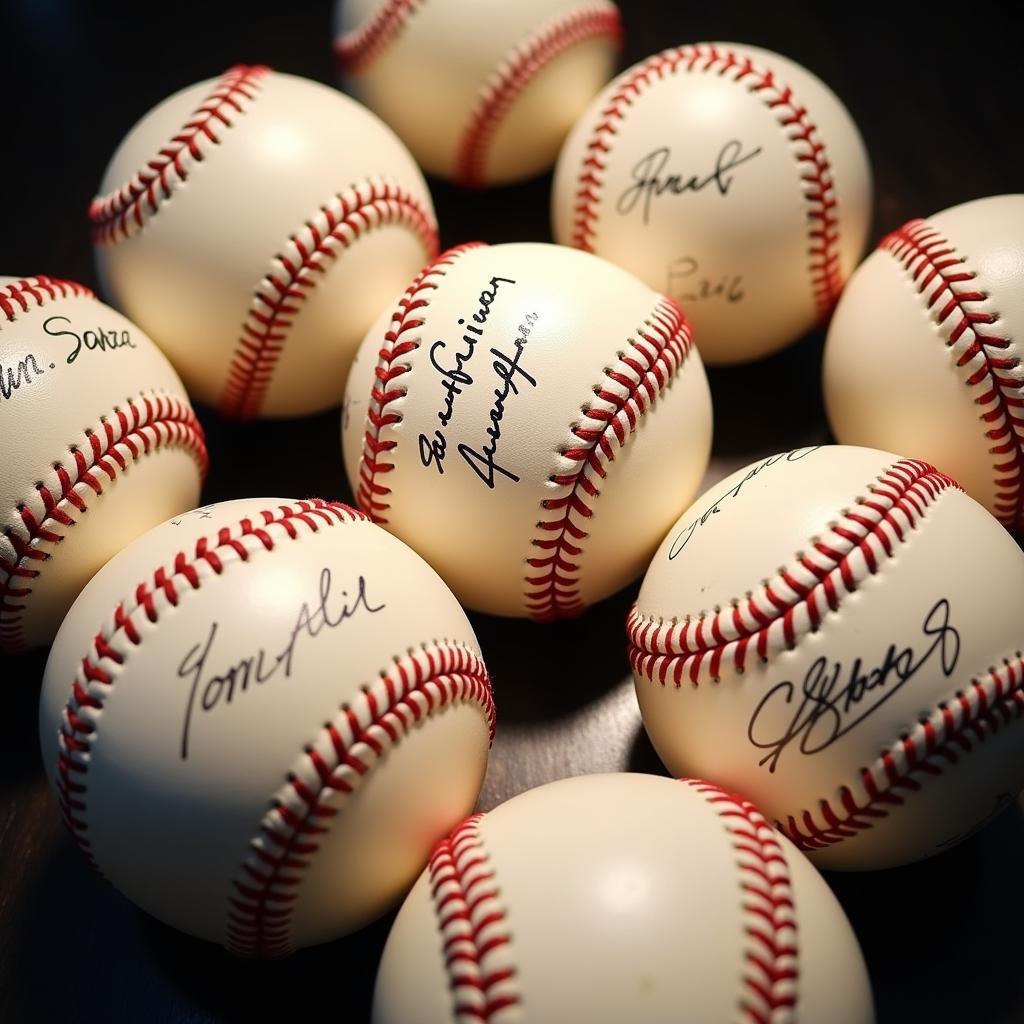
[91,66,438,418]
[552,42,873,364]
[824,194,1024,533]
[341,241,712,620]
[39,497,494,955]
[0,276,206,653]
[630,445,1024,869]
[373,773,874,1023]
[333,0,622,187]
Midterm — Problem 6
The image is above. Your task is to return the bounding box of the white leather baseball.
[0,276,206,653]
[824,194,1024,533]
[630,445,1024,870]
[91,66,437,419]
[341,241,712,620]
[373,773,875,1023]
[552,42,873,365]
[39,497,494,955]
[333,0,621,187]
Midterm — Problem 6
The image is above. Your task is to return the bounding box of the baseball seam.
[427,813,521,1022]
[227,641,494,958]
[219,177,439,419]
[453,2,623,188]
[89,65,270,244]
[881,218,1024,531]
[525,295,696,621]
[781,651,1024,852]
[0,275,93,322]
[628,459,958,684]
[686,779,798,1023]
[356,242,484,524]
[571,43,843,319]
[333,0,424,76]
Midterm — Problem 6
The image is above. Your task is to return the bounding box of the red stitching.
[780,653,1024,854]
[89,65,270,244]
[0,275,94,322]
[881,218,1024,531]
[571,44,843,320]
[453,2,622,188]
[356,242,484,524]
[54,501,365,871]
[427,813,521,1021]
[218,178,439,419]
[685,780,798,1023]
[0,392,208,654]
[333,0,423,76]
[227,642,495,958]
[525,295,696,622]
[628,459,959,685]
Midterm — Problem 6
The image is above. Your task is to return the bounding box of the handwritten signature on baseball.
[616,141,764,224]
[176,568,385,760]
[746,598,961,773]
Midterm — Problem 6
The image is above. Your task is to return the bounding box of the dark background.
[2,2,1023,1021]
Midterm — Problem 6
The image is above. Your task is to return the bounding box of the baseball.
[824,194,1024,533]
[91,66,437,419]
[39,497,494,955]
[630,445,1024,870]
[373,773,874,1023]
[552,42,873,364]
[341,241,712,620]
[0,276,206,653]
[333,0,622,187]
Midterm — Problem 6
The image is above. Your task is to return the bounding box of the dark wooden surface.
[2,3,1023,1021]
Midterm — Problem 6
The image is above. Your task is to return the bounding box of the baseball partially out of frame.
[341,241,713,620]
[39,498,494,956]
[824,194,1024,533]
[333,0,622,187]
[91,66,438,419]
[630,445,1024,870]
[552,42,873,365]
[0,276,206,654]
[373,773,875,1024]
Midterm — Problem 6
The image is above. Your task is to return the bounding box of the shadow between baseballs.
[0,646,49,791]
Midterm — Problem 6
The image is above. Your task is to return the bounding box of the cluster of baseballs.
[5,1,1023,1020]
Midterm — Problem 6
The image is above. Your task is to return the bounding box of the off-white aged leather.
[374,773,874,1023]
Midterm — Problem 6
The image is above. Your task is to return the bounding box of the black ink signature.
[177,569,385,760]
[616,142,764,224]
[457,312,538,488]
[43,315,136,364]
[747,598,961,773]
[667,257,744,305]
[668,447,820,559]
[0,353,45,401]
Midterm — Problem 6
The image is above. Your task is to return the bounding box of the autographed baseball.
[373,773,874,1024]
[552,42,873,364]
[630,445,1024,869]
[91,66,437,418]
[39,498,494,955]
[333,0,622,187]
[0,276,206,654]
[824,194,1024,532]
[341,241,712,620]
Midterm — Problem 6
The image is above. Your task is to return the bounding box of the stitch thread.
[219,178,439,419]
[571,44,843,320]
[227,642,494,958]
[685,780,798,1023]
[0,276,94,322]
[356,242,484,524]
[881,219,1024,531]
[781,654,1024,853]
[427,813,521,1021]
[453,2,622,188]
[525,295,695,622]
[89,65,270,244]
[333,0,424,76]
[628,459,958,686]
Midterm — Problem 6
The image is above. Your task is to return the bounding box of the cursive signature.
[667,257,744,305]
[668,448,820,560]
[0,353,46,402]
[747,598,961,773]
[616,142,764,224]
[177,569,385,760]
[43,315,136,364]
